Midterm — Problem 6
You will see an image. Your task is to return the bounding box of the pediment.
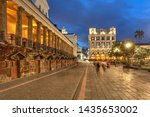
[6,51,26,60]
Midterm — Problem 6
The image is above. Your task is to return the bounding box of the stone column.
[0,0,7,42]
[55,35,58,50]
[50,31,53,48]
[37,22,41,49]
[59,38,61,50]
[57,37,60,54]
[57,37,60,50]
[16,7,24,46]
[28,15,34,48]
[52,33,55,49]
[55,35,57,53]
[43,26,46,46]
[62,41,65,52]
[48,30,51,47]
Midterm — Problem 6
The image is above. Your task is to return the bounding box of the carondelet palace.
[0,0,76,82]
[88,27,116,61]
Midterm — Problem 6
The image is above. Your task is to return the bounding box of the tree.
[110,41,122,58]
[121,40,135,64]
[135,30,144,43]
[134,47,150,65]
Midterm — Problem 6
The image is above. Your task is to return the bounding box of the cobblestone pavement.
[0,63,150,100]
[0,64,87,100]
[85,64,150,100]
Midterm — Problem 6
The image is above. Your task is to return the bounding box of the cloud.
[48,0,150,47]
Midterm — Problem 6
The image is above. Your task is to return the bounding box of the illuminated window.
[40,26,44,44]
[22,12,28,38]
[7,1,18,34]
[32,19,37,42]
[46,29,48,46]
[91,42,95,47]
[91,37,95,40]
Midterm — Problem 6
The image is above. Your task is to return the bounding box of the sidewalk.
[0,64,87,100]
[0,65,75,91]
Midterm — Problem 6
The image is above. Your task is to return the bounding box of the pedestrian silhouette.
[101,62,107,71]
[95,62,100,74]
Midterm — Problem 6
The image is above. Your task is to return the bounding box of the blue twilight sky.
[48,0,150,48]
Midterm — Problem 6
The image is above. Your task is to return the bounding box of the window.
[91,42,95,47]
[96,42,100,47]
[91,37,95,40]
[107,36,110,40]
[112,36,115,40]
[102,37,105,40]
[106,42,110,48]
[96,36,100,40]
[101,42,105,48]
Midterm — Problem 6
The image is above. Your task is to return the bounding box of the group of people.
[93,61,110,74]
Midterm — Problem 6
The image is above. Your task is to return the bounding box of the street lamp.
[113,47,120,66]
[125,42,133,49]
[123,40,135,65]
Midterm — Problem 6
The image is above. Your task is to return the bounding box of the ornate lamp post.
[122,40,135,65]
[113,47,120,66]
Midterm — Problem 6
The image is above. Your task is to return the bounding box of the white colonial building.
[88,27,116,61]
[77,44,85,61]
[62,27,78,57]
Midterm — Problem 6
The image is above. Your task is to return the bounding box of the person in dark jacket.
[96,62,100,74]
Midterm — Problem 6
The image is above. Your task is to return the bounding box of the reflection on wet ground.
[86,64,150,100]
[122,67,130,73]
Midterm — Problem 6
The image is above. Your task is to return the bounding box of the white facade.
[31,0,49,17]
[66,34,77,57]
[62,27,78,57]
[77,45,86,61]
[88,27,116,60]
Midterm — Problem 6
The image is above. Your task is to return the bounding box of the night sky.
[48,0,150,48]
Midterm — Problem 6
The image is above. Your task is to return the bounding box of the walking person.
[102,61,107,71]
[95,62,100,75]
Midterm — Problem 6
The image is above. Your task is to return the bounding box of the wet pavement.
[85,64,150,100]
[0,63,150,100]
